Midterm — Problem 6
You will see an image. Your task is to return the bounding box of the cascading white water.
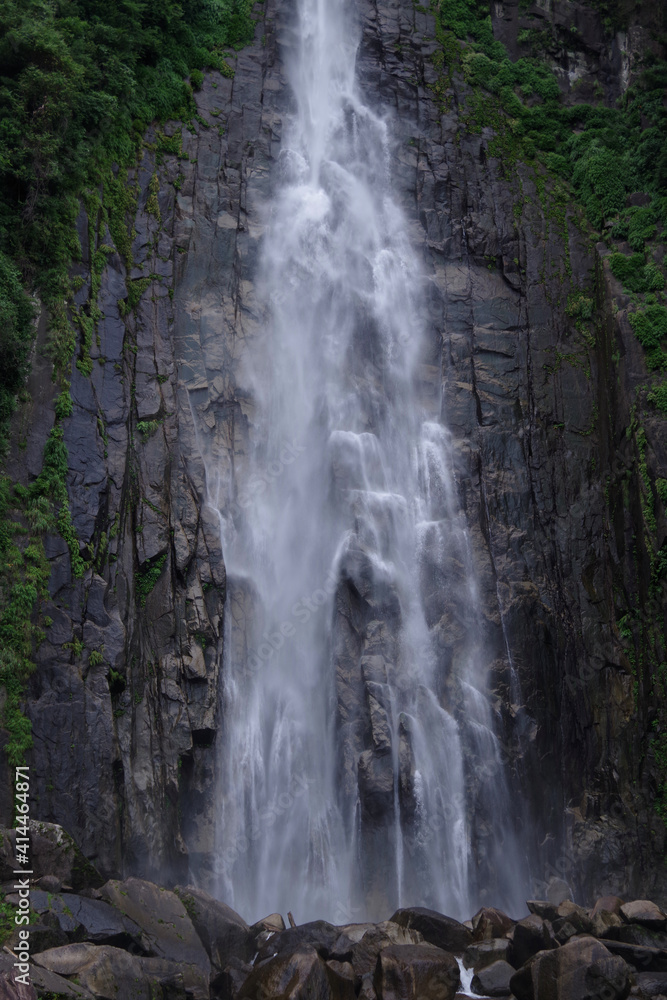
[211,0,525,923]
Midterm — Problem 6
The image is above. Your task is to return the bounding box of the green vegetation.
[429,0,666,209]
[609,252,664,294]
[0,893,15,945]
[0,0,255,443]
[136,553,167,607]
[426,0,667,376]
[0,0,256,762]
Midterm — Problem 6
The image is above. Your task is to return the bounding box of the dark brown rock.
[592,896,625,918]
[471,907,515,941]
[0,824,102,891]
[471,959,515,997]
[620,901,667,930]
[510,936,631,1000]
[463,937,512,971]
[33,942,207,1000]
[98,878,211,983]
[373,943,460,1000]
[238,944,356,999]
[635,970,667,997]
[509,914,559,968]
[600,938,667,972]
[389,908,472,954]
[174,885,255,969]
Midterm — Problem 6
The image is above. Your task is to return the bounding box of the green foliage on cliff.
[0,0,256,761]
[136,553,167,607]
[429,0,667,214]
[0,0,255,442]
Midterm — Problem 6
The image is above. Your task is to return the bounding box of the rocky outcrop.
[2,834,667,1000]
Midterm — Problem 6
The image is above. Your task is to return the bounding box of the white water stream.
[211,0,524,923]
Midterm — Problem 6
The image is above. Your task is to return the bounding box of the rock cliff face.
[3,0,665,907]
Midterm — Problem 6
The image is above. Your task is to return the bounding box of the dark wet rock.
[464,937,512,970]
[510,936,631,1000]
[471,959,515,997]
[0,954,37,1000]
[28,891,142,947]
[99,878,211,978]
[33,943,209,1000]
[237,944,356,999]
[509,914,559,968]
[0,824,102,891]
[174,885,254,969]
[599,938,667,972]
[592,909,623,938]
[635,971,667,997]
[551,901,597,943]
[210,955,253,1000]
[32,944,150,1000]
[347,925,423,982]
[526,901,561,923]
[25,960,95,999]
[471,907,514,940]
[255,920,355,963]
[251,912,286,935]
[604,922,667,950]
[592,897,625,917]
[620,901,667,930]
[327,960,355,983]
[389,908,472,954]
[373,943,460,1000]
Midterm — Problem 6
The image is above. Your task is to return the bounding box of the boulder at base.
[389,908,472,953]
[238,944,355,999]
[471,959,515,997]
[174,885,255,969]
[510,936,631,1000]
[373,943,460,1000]
[99,877,210,977]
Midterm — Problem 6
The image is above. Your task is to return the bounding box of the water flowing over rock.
[204,0,526,925]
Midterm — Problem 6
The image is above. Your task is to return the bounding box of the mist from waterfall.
[211,0,528,924]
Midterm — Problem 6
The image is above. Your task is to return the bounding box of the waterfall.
[211,0,526,923]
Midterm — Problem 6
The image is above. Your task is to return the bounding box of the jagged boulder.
[599,938,667,972]
[510,936,631,1000]
[99,878,210,975]
[464,937,513,971]
[471,959,515,997]
[389,908,472,953]
[255,920,356,964]
[0,824,103,890]
[591,897,625,917]
[174,885,255,969]
[237,944,355,999]
[471,906,515,940]
[635,971,667,997]
[0,953,37,1000]
[509,913,559,967]
[620,901,667,930]
[551,900,597,944]
[346,924,423,983]
[373,943,460,1000]
[27,890,142,947]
